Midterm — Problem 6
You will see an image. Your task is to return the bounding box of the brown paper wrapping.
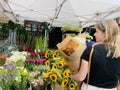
[57,33,86,74]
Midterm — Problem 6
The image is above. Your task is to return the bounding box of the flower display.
[0,49,78,90]
[27,65,50,89]
[0,63,28,90]
[25,50,47,71]
[6,51,28,67]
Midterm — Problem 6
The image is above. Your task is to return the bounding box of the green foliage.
[0,22,25,39]
[35,36,45,52]
[61,26,83,32]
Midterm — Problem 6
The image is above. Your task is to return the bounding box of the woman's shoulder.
[93,44,106,52]
[94,44,105,48]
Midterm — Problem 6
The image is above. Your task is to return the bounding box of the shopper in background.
[71,19,120,90]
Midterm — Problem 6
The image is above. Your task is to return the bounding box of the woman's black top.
[81,44,120,88]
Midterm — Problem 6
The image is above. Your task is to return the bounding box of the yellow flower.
[45,60,50,66]
[45,53,49,58]
[52,63,57,69]
[63,70,70,78]
[52,50,57,53]
[45,50,49,53]
[60,58,66,65]
[69,83,75,90]
[21,70,28,77]
[44,71,51,78]
[57,61,64,68]
[51,68,57,72]
[50,73,57,83]
[65,69,71,73]
[61,79,68,88]
[63,69,71,77]
[53,53,57,58]
[56,71,62,78]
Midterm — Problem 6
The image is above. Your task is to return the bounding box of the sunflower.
[61,79,68,88]
[60,58,66,65]
[45,60,50,66]
[52,50,57,53]
[51,68,57,72]
[50,73,57,83]
[52,63,57,69]
[63,70,70,78]
[45,53,49,59]
[57,61,64,68]
[44,71,51,78]
[55,71,62,78]
[69,83,75,90]
[53,53,57,58]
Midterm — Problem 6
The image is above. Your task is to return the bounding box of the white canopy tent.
[0,0,120,28]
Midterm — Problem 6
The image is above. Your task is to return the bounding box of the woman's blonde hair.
[96,19,120,58]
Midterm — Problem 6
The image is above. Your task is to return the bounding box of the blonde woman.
[72,19,120,90]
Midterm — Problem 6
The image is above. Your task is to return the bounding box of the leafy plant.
[35,36,45,52]
[61,26,83,32]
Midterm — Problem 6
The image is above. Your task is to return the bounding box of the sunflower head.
[61,79,68,88]
[45,53,49,59]
[57,61,64,68]
[69,83,75,90]
[45,60,50,66]
[50,73,57,83]
[53,53,57,58]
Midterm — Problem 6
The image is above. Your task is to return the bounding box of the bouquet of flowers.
[43,50,78,90]
[44,58,78,90]
[57,33,87,74]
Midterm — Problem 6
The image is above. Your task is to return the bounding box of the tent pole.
[50,0,67,27]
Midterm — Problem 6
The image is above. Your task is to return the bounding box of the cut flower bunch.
[44,50,78,90]
[25,50,47,71]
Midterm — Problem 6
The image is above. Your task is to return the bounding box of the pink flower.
[25,59,31,63]
[36,59,44,64]
[30,52,37,57]
[39,52,44,56]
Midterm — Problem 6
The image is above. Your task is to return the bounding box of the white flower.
[7,51,28,62]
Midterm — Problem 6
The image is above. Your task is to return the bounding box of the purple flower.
[30,52,37,57]
[31,60,36,63]
[43,59,46,62]
[37,59,44,64]
[25,59,30,63]
[39,52,44,56]
[3,63,16,69]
